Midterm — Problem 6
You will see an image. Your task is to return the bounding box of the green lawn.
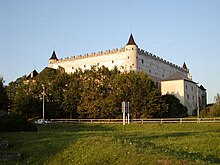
[0,123,220,165]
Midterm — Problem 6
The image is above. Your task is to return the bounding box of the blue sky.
[0,0,220,103]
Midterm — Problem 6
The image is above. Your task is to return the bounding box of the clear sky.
[0,0,220,103]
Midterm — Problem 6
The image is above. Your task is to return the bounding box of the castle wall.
[137,49,188,86]
[48,47,137,73]
[48,46,188,82]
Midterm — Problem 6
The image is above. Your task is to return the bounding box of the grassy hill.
[0,123,220,164]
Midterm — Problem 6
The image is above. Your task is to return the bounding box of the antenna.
[130,25,132,34]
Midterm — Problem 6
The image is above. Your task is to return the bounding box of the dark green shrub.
[0,113,37,132]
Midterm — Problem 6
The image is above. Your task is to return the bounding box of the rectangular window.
[112,60,114,63]
[191,87,193,91]
[187,94,189,99]
[142,59,144,64]
[186,85,188,90]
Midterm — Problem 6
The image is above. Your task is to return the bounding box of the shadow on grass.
[0,124,116,164]
[37,123,116,133]
[116,132,220,164]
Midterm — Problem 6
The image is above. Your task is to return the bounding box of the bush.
[0,113,37,132]
[162,94,188,118]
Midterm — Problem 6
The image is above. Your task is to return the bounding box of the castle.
[47,34,206,115]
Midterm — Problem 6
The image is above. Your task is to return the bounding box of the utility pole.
[197,84,199,118]
[42,84,45,120]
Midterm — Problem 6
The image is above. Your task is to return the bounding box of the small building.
[161,73,207,115]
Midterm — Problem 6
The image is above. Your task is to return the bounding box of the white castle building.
[47,34,206,115]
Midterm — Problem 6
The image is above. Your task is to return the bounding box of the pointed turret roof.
[49,51,58,60]
[126,34,137,46]
[26,70,38,80]
[182,62,188,70]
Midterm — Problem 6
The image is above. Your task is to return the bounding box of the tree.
[0,77,8,115]
[77,66,115,118]
[162,94,188,118]
[208,94,220,117]
[112,71,167,118]
[61,73,82,118]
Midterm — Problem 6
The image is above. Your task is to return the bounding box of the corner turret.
[182,62,188,70]
[125,34,138,71]
[126,34,137,46]
[182,62,192,80]
[48,51,59,68]
[125,34,138,50]
[49,51,58,60]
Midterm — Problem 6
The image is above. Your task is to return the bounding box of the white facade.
[48,34,189,85]
[161,79,207,115]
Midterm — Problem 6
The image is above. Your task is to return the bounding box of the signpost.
[122,101,130,125]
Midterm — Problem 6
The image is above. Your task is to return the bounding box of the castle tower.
[48,51,58,68]
[125,34,138,71]
[182,62,192,80]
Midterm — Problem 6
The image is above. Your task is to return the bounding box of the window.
[186,85,188,90]
[72,67,74,69]
[84,65,86,68]
[142,59,144,64]
[112,60,114,63]
[187,94,189,99]
[192,95,195,100]
[128,56,129,59]
[97,63,99,66]
[191,87,193,91]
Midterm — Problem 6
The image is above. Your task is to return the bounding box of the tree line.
[1,66,190,119]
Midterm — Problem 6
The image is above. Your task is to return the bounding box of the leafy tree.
[162,94,188,118]
[77,66,113,118]
[10,81,41,118]
[208,94,220,117]
[112,71,167,118]
[61,73,82,118]
[0,77,8,115]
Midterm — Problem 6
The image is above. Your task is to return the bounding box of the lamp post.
[42,84,45,120]
[197,84,199,118]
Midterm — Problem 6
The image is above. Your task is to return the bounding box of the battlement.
[52,47,126,63]
[138,48,187,72]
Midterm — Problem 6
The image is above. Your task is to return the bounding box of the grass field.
[0,123,220,165]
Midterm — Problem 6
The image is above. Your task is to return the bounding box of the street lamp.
[196,83,199,118]
[42,84,45,120]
